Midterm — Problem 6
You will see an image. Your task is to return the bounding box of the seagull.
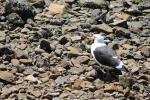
[91,34,128,73]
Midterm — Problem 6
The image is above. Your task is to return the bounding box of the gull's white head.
[93,34,105,43]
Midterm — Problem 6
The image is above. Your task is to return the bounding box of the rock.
[48,3,65,14]
[122,44,134,50]
[113,26,131,38]
[60,60,70,69]
[21,27,30,33]
[67,47,81,56]
[7,13,24,26]
[119,75,133,88]
[71,36,81,42]
[68,67,85,75]
[138,0,150,10]
[5,0,35,21]
[58,36,69,45]
[19,59,32,65]
[40,77,49,83]
[125,5,142,15]
[94,90,105,99]
[40,39,51,53]
[86,69,96,80]
[104,83,123,93]
[141,29,150,37]
[116,49,129,57]
[91,23,113,33]
[55,76,67,85]
[30,90,42,98]
[109,12,130,27]
[15,50,28,59]
[94,79,104,89]
[77,56,90,64]
[73,79,82,89]
[127,21,143,30]
[140,47,150,57]
[35,47,45,54]
[11,59,20,66]
[134,51,144,60]
[65,0,76,4]
[25,75,41,83]
[0,71,16,83]
[1,86,19,99]
[143,62,150,69]
[79,0,107,8]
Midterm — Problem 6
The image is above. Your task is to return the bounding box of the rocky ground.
[0,0,150,99]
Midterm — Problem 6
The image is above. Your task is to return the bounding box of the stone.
[86,69,96,80]
[68,67,85,75]
[40,39,51,53]
[21,27,30,33]
[113,26,131,38]
[122,44,134,50]
[7,13,24,26]
[127,21,143,30]
[30,90,42,98]
[77,56,90,64]
[119,75,133,88]
[11,59,20,66]
[104,83,123,92]
[92,23,113,33]
[134,51,144,60]
[55,76,67,85]
[73,79,82,89]
[79,0,107,8]
[71,36,81,42]
[35,47,45,54]
[48,3,65,14]
[109,12,130,26]
[58,36,69,45]
[67,47,81,56]
[143,62,150,69]
[19,59,32,65]
[40,77,49,83]
[140,47,150,57]
[94,79,104,89]
[25,75,41,83]
[0,71,16,83]
[5,0,35,21]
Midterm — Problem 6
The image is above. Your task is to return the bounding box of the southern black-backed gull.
[91,34,128,73]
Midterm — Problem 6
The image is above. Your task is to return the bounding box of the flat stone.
[67,47,81,56]
[68,67,85,75]
[140,47,150,57]
[48,3,65,14]
[55,76,67,85]
[109,12,130,26]
[11,59,20,66]
[25,75,40,83]
[71,36,81,42]
[19,59,32,65]
[79,0,107,8]
[30,90,42,98]
[92,23,113,33]
[0,71,16,83]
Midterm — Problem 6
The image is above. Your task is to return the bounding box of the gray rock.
[79,0,107,8]
[55,76,67,85]
[40,39,51,53]
[5,0,35,20]
[113,26,131,38]
[7,13,24,26]
[68,67,85,75]
[0,71,16,83]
